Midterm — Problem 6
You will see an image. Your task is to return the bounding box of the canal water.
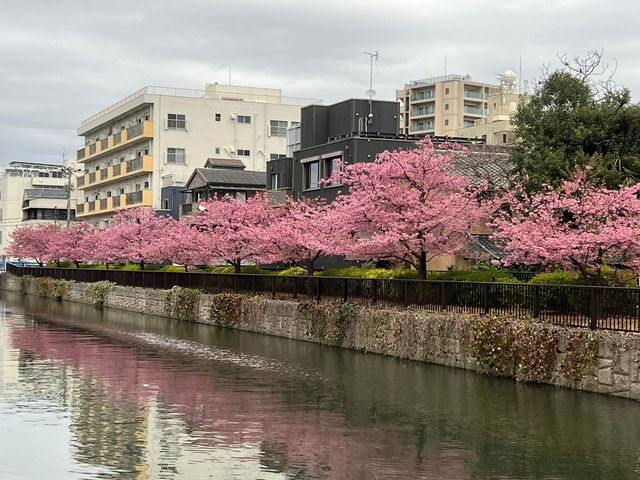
[1,292,639,480]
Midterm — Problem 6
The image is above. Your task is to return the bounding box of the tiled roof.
[193,168,266,188]
[204,158,246,169]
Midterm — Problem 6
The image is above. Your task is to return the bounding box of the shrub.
[528,270,581,285]
[211,266,274,275]
[33,277,54,297]
[160,265,190,272]
[163,286,201,320]
[427,269,519,283]
[314,266,418,279]
[46,261,75,268]
[561,331,598,381]
[87,281,114,306]
[299,300,361,344]
[51,279,72,301]
[279,267,308,276]
[19,275,33,294]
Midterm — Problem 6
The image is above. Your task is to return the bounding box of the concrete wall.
[5,273,640,401]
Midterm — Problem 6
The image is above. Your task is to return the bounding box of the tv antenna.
[364,50,378,123]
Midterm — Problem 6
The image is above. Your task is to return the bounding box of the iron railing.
[6,264,640,332]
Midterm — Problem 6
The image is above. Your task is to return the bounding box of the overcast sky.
[1,0,638,166]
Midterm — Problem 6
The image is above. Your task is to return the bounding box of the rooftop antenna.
[363,50,378,124]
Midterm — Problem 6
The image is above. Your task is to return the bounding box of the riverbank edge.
[4,273,640,401]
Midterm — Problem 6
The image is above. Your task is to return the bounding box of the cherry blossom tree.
[93,207,174,269]
[330,138,492,279]
[492,174,640,284]
[193,193,275,273]
[6,224,60,266]
[261,199,342,275]
[48,222,94,267]
[158,218,213,271]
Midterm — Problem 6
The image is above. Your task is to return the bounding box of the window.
[444,120,449,126]
[237,149,250,157]
[270,120,287,136]
[107,191,112,197]
[445,104,449,110]
[144,181,149,189]
[235,192,247,202]
[119,188,125,195]
[237,115,251,124]
[304,161,320,190]
[503,133,507,144]
[269,153,286,161]
[270,173,280,190]
[445,87,450,94]
[167,147,186,164]
[215,147,221,155]
[215,113,221,122]
[324,156,341,183]
[168,113,186,129]
[162,199,169,209]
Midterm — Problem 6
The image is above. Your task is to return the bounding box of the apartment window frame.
[445,87,450,94]
[303,160,320,190]
[215,147,221,155]
[237,149,251,157]
[270,120,288,137]
[167,147,186,164]
[167,113,186,130]
[215,113,221,122]
[237,115,251,124]
[323,155,343,186]
[444,119,449,126]
[269,153,286,161]
[445,104,449,111]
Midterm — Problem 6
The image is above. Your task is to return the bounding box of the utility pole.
[364,51,378,125]
[66,165,72,227]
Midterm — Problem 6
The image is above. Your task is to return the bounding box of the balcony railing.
[411,108,434,116]
[411,92,435,101]
[99,198,108,210]
[126,158,143,173]
[126,191,143,205]
[77,204,84,214]
[464,106,484,115]
[464,90,483,99]
[77,176,85,187]
[75,121,153,163]
[113,164,121,176]
[127,123,144,139]
[88,201,95,212]
[89,172,96,183]
[99,169,109,181]
[113,195,121,208]
[410,123,434,132]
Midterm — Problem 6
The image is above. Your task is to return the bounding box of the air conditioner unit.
[229,147,235,153]
[230,114,236,120]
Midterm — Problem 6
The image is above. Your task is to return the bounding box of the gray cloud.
[1,0,638,165]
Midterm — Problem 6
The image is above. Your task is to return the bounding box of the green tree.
[511,67,640,191]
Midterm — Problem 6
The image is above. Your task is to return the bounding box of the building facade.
[0,161,77,258]
[75,84,318,224]
[396,74,500,137]
[456,71,525,144]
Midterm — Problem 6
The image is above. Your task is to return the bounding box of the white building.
[75,84,319,224]
[0,161,77,258]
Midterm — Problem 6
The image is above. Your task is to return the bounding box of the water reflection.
[1,292,640,479]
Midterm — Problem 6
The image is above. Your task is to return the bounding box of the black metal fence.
[7,264,640,333]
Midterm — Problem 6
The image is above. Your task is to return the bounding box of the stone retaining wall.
[4,273,640,401]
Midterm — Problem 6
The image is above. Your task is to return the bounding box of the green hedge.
[427,269,519,283]
[314,266,419,279]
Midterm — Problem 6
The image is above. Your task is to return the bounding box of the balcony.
[411,107,434,117]
[76,156,154,190]
[76,121,154,162]
[463,106,484,115]
[410,91,435,102]
[76,190,153,218]
[410,123,434,132]
[464,90,484,99]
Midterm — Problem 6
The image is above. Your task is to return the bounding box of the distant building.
[0,161,76,257]
[74,84,319,224]
[396,74,500,137]
[180,159,266,217]
[456,71,525,144]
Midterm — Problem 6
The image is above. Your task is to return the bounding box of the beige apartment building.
[396,74,500,137]
[75,84,318,224]
[456,71,525,144]
[0,161,77,258]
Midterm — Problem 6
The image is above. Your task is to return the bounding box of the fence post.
[403,281,409,308]
[589,287,599,330]
[316,277,322,302]
[234,275,239,293]
[218,274,222,293]
[533,285,540,319]
[272,276,276,299]
[342,278,348,302]
[483,283,490,315]
[441,283,447,311]
[371,279,378,304]
[252,275,256,294]
[293,276,298,300]
[188,272,192,289]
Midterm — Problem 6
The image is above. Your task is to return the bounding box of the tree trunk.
[56,260,61,267]
[234,261,241,274]
[140,260,145,271]
[105,263,110,270]
[307,260,315,277]
[418,251,427,280]
[74,261,80,268]
[184,265,189,272]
